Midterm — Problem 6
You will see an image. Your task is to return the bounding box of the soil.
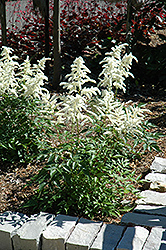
[0,92,166,223]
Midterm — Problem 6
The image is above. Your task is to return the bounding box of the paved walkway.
[0,156,166,250]
[0,0,28,35]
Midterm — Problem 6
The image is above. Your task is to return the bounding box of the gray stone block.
[90,224,125,250]
[42,214,78,250]
[142,227,166,250]
[66,218,103,250]
[12,212,54,250]
[0,211,28,250]
[117,226,149,250]
[145,173,166,192]
[150,181,166,192]
[134,205,166,217]
[150,157,166,173]
[145,173,166,183]
[121,212,166,228]
[136,190,166,206]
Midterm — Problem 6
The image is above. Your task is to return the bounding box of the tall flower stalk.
[0,47,57,115]
[56,56,100,140]
[98,43,138,96]
[0,44,150,151]
[0,47,19,96]
[55,44,145,140]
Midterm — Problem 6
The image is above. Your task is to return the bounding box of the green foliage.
[0,93,52,163]
[22,47,162,220]
[24,126,139,219]
[123,120,162,156]
[24,116,161,219]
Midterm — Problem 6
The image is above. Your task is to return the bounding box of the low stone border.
[0,156,166,250]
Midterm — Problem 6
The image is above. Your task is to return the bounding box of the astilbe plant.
[0,46,56,163]
[25,43,160,219]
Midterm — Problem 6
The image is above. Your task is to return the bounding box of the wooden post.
[45,0,49,76]
[0,0,7,46]
[126,0,132,48]
[32,0,49,76]
[53,0,61,90]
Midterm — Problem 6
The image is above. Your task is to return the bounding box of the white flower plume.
[55,94,93,124]
[98,44,137,93]
[0,46,19,95]
[104,103,146,135]
[56,57,100,124]
[106,43,128,60]
[0,47,55,114]
[0,45,146,138]
[18,56,48,100]
[60,56,96,94]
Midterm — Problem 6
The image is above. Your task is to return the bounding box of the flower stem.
[114,88,118,99]
[76,117,80,143]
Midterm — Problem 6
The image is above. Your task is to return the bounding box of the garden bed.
[0,95,165,223]
[0,0,166,223]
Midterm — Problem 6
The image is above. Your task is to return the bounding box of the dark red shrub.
[127,1,166,94]
[2,0,127,60]
[1,0,166,93]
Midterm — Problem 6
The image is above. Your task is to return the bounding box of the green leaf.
[48,153,55,163]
